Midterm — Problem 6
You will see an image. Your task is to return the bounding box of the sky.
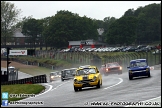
[8,1,161,20]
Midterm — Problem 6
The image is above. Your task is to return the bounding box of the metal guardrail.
[2,49,160,72]
[1,74,47,85]
[35,50,161,70]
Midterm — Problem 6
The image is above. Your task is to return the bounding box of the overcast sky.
[8,1,161,20]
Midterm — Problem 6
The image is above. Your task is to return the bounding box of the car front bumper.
[104,70,122,74]
[74,81,98,88]
[129,70,150,77]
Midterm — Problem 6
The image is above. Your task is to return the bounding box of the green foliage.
[16,3,161,48]
[105,3,161,45]
[1,1,21,45]
[16,56,72,68]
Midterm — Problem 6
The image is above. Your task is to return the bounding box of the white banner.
[9,50,27,55]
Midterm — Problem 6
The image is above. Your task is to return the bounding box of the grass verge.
[19,67,53,76]
[1,84,45,103]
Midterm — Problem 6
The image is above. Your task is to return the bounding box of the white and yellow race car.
[73,65,102,92]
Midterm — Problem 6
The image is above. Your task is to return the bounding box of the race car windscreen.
[107,63,119,67]
[62,70,75,76]
[56,72,61,75]
[50,73,57,76]
[70,69,76,74]
[130,61,147,67]
[8,68,14,71]
[76,68,96,75]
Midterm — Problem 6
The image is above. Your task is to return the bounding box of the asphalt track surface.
[1,66,161,107]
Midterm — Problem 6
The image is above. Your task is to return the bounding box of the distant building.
[97,28,104,42]
[7,28,106,48]
[68,39,107,49]
[11,28,26,45]
[68,28,106,48]
[97,28,104,35]
[9,28,41,46]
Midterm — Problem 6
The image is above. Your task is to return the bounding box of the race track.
[5,68,161,107]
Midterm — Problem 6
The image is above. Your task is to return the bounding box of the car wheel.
[129,75,133,80]
[148,72,151,77]
[118,72,122,75]
[100,80,102,86]
[74,87,78,92]
[61,78,64,81]
[79,88,82,91]
[96,81,100,88]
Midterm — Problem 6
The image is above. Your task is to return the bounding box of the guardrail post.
[154,49,156,65]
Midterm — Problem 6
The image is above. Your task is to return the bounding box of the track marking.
[36,83,53,96]
[51,81,70,91]
[104,78,123,90]
[125,96,161,107]
[142,96,161,102]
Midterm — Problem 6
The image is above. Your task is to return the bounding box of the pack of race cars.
[49,59,152,92]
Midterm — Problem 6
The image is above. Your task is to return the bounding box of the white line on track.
[104,78,123,90]
[50,81,70,91]
[125,96,161,107]
[143,96,161,102]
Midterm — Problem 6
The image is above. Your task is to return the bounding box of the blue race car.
[127,59,151,80]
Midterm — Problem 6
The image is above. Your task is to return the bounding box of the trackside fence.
[1,72,47,85]
[34,50,161,71]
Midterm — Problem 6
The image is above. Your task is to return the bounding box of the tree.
[42,16,53,50]
[15,16,33,28]
[102,17,116,42]
[123,9,135,17]
[106,16,138,45]
[1,1,21,46]
[43,10,98,48]
[22,18,42,49]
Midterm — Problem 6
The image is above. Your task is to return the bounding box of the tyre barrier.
[1,74,47,85]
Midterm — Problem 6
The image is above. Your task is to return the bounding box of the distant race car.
[61,68,77,81]
[100,62,122,76]
[8,66,16,73]
[127,59,151,80]
[73,65,102,92]
[50,71,61,82]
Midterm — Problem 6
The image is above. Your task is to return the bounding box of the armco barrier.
[1,74,47,85]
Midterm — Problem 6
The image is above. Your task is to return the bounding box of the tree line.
[1,1,161,49]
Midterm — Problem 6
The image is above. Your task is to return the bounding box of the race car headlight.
[51,76,54,79]
[106,68,109,71]
[129,70,132,73]
[146,68,149,71]
[74,79,77,82]
[119,67,122,70]
[93,76,97,81]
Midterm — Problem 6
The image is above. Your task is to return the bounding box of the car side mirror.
[127,66,130,68]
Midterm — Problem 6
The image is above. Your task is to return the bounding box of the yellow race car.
[73,65,102,92]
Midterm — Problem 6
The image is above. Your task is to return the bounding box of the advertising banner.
[9,50,27,55]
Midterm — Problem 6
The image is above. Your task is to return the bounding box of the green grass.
[1,84,45,102]
[19,67,54,76]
